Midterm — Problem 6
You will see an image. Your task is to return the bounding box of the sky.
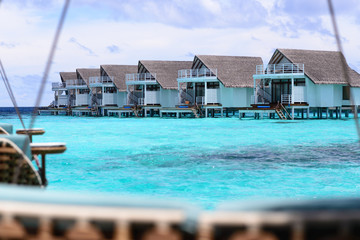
[0,0,359,107]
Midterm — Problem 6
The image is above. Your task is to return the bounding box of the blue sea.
[1,107,360,209]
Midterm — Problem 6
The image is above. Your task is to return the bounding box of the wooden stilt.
[339,107,342,119]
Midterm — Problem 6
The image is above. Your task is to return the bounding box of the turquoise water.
[1,112,360,209]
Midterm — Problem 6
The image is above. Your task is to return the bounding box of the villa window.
[146,85,160,91]
[104,87,116,93]
[207,82,219,89]
[79,89,89,94]
[294,79,305,86]
[343,86,350,100]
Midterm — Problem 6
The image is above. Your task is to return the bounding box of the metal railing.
[256,63,304,75]
[256,85,271,104]
[126,73,156,82]
[196,96,205,105]
[127,91,139,105]
[179,89,194,104]
[52,82,66,90]
[281,94,292,105]
[178,68,217,79]
[66,79,87,86]
[251,95,255,104]
[89,76,115,85]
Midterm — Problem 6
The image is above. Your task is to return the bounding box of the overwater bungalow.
[177,55,263,117]
[75,68,99,107]
[52,72,75,108]
[100,65,138,115]
[252,49,360,119]
[126,60,192,117]
[67,68,98,115]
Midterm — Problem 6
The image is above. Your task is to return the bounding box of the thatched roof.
[76,68,100,86]
[196,55,263,88]
[274,49,360,87]
[101,65,137,92]
[139,61,193,90]
[59,72,77,83]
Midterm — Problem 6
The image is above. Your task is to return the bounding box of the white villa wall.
[305,78,316,107]
[317,85,334,107]
[103,93,117,105]
[351,88,360,105]
[76,94,89,106]
[117,92,127,107]
[145,90,160,105]
[312,84,342,107]
[220,86,233,107]
[220,85,250,107]
[160,89,178,108]
[58,95,68,106]
[333,85,343,107]
[246,88,253,106]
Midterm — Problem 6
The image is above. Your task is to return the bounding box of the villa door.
[195,83,205,104]
[272,81,291,103]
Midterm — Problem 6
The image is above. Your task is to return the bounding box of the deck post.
[339,107,342,119]
[253,77,256,104]
[291,77,294,104]
[144,84,147,106]
[178,81,180,105]
[292,107,295,119]
[307,108,310,119]
[336,107,339,119]
[221,108,223,118]
[226,109,229,117]
[355,106,358,118]
[239,111,242,119]
[204,81,208,105]
[326,108,329,119]
[193,83,196,105]
[102,85,104,108]
[205,108,208,118]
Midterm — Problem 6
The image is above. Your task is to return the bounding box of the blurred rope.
[29,0,70,129]
[327,0,360,141]
[0,60,26,129]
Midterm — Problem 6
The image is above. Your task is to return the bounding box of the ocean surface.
[1,107,360,209]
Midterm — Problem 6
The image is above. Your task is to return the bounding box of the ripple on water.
[2,115,360,209]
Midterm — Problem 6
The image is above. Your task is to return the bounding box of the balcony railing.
[52,82,66,90]
[256,63,304,75]
[89,76,115,85]
[66,79,87,87]
[178,68,217,79]
[126,73,156,82]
